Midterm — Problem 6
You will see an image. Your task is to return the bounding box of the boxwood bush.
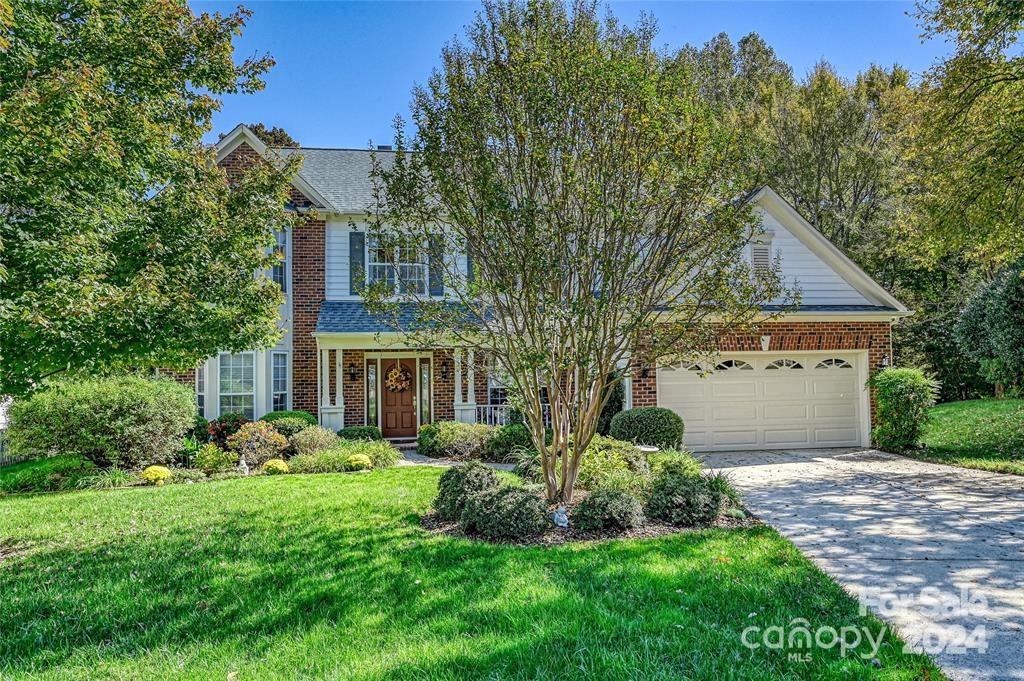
[261,410,318,427]
[418,421,494,460]
[433,460,500,520]
[485,423,533,462]
[6,376,195,468]
[868,367,940,452]
[573,488,645,531]
[459,485,549,541]
[609,407,684,449]
[262,416,311,439]
[646,471,728,527]
[337,425,383,441]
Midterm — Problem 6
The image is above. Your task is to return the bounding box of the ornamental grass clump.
[289,426,341,457]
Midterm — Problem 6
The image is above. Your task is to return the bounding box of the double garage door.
[657,354,866,452]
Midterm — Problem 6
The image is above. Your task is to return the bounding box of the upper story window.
[368,236,427,294]
[272,230,287,293]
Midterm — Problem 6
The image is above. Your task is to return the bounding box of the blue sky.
[194,1,950,148]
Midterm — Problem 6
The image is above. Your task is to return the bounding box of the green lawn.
[0,467,939,680]
[911,399,1024,475]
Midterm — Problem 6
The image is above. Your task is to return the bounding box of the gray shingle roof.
[276,147,394,215]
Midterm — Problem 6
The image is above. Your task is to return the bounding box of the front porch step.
[388,438,418,451]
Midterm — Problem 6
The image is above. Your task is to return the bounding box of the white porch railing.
[475,404,551,427]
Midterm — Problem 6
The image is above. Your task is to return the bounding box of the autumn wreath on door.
[384,363,413,393]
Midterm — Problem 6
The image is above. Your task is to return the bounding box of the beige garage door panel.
[657,355,864,452]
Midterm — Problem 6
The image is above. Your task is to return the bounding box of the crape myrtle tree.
[0,0,300,397]
[364,0,790,503]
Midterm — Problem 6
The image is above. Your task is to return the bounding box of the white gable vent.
[751,241,772,270]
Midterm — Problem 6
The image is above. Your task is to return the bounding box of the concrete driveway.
[701,448,1024,681]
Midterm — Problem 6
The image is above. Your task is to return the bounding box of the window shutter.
[466,252,474,285]
[349,231,365,295]
[429,236,444,296]
[751,242,771,270]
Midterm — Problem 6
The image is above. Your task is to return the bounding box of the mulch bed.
[420,508,760,547]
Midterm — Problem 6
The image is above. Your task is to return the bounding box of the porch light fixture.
[640,364,650,379]
[760,334,771,352]
[347,362,357,382]
[440,363,450,381]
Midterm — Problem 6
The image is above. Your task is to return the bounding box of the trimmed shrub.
[208,412,249,449]
[263,458,289,475]
[289,426,341,457]
[0,456,98,495]
[337,425,383,441]
[433,460,500,520]
[648,450,701,478]
[141,465,172,486]
[419,421,494,460]
[573,489,644,531]
[646,472,727,527]
[264,416,311,439]
[344,453,373,471]
[485,423,533,462]
[6,376,195,469]
[227,421,288,468]
[868,367,940,452]
[417,422,440,457]
[346,439,400,468]
[460,485,549,541]
[609,407,684,449]
[261,410,318,427]
[195,443,237,475]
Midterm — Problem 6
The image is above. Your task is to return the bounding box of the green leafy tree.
[955,260,1024,391]
[366,0,788,502]
[911,0,1024,265]
[0,1,299,397]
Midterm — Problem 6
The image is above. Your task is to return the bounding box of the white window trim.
[271,351,289,412]
[218,351,256,419]
[367,236,428,295]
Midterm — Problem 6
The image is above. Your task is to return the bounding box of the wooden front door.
[381,358,417,438]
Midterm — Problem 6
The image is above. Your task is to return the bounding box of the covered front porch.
[313,336,514,438]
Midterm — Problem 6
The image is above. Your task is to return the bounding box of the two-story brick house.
[185,124,909,452]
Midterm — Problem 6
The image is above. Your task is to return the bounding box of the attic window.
[751,240,772,270]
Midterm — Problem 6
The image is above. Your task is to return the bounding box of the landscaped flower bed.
[421,439,749,546]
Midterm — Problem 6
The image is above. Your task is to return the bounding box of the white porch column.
[319,348,344,431]
[454,349,475,423]
[466,349,477,407]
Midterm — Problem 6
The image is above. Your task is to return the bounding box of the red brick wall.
[343,350,366,426]
[631,321,893,422]
[161,368,196,388]
[434,351,456,421]
[218,139,324,417]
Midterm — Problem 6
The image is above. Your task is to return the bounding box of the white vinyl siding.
[757,208,870,306]
[325,219,352,299]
